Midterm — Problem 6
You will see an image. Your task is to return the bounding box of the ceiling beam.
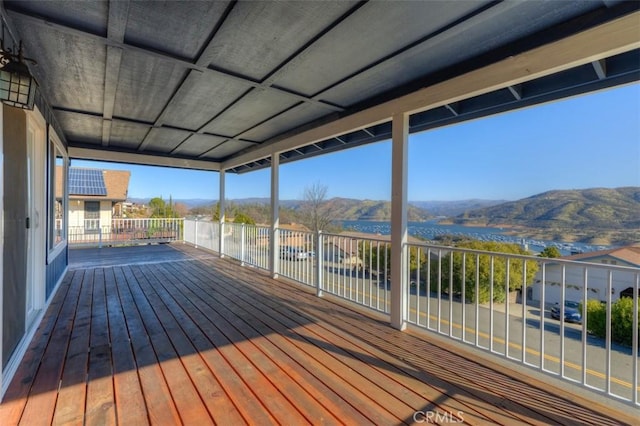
[222,11,640,170]
[102,0,130,147]
[444,104,459,117]
[69,147,221,171]
[592,59,607,80]
[507,85,523,101]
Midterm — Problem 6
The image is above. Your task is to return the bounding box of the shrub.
[612,297,636,347]
[585,299,606,338]
[586,297,638,347]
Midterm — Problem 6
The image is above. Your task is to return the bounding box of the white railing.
[321,233,391,313]
[406,241,640,407]
[277,228,315,287]
[223,223,270,270]
[68,218,184,247]
[186,218,220,252]
[182,219,639,406]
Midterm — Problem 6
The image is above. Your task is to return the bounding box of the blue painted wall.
[46,248,68,300]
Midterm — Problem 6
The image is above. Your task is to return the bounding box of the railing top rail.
[321,231,392,244]
[406,240,640,273]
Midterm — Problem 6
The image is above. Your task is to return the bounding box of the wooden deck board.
[141,263,323,425]
[176,259,519,425]
[124,265,213,425]
[52,268,92,426]
[113,266,182,426]
[205,259,551,425]
[104,267,149,426]
[1,244,636,426]
[19,268,85,426]
[173,261,418,424]
[0,270,76,426]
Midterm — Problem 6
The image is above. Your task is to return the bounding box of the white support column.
[390,113,409,330]
[315,231,324,297]
[218,169,225,257]
[270,153,280,278]
[0,104,4,390]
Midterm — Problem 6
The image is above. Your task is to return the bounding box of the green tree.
[233,212,255,225]
[539,246,562,258]
[212,202,221,221]
[149,196,180,218]
[426,241,538,303]
[359,240,391,277]
[149,197,167,218]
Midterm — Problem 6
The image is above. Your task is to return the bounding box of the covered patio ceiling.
[2,1,639,173]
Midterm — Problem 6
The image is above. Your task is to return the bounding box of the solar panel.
[68,168,107,196]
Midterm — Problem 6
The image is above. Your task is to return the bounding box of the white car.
[280,246,308,261]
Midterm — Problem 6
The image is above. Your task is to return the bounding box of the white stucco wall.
[530,262,637,305]
[68,200,114,229]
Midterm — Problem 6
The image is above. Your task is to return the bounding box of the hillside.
[319,198,431,221]
[182,197,432,222]
[453,187,640,245]
[410,199,507,217]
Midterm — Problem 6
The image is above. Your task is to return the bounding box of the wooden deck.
[0,244,635,425]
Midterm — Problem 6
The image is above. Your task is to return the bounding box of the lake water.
[337,219,610,255]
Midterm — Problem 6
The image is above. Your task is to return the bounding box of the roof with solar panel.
[69,169,107,196]
[57,167,130,201]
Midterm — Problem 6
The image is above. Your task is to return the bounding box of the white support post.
[219,169,225,257]
[390,113,409,330]
[270,153,280,278]
[194,217,198,248]
[240,224,246,266]
[316,231,324,297]
[0,104,4,391]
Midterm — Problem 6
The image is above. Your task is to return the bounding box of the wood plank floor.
[1,244,636,425]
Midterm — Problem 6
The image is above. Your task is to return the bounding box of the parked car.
[550,300,582,324]
[280,246,308,261]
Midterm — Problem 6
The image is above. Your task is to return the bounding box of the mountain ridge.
[130,187,640,240]
[454,187,639,229]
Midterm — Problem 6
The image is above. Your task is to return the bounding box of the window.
[84,201,100,233]
[48,129,67,255]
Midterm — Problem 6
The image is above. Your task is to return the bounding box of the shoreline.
[338,219,636,248]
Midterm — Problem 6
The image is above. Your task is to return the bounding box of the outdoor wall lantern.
[0,34,37,110]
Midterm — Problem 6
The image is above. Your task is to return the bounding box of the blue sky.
[73,83,639,202]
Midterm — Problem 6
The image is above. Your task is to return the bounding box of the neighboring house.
[330,231,430,270]
[324,241,363,268]
[57,167,131,233]
[529,245,640,305]
[324,233,368,269]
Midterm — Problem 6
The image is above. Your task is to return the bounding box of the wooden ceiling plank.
[6,9,341,113]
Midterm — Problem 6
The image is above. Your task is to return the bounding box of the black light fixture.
[0,24,37,110]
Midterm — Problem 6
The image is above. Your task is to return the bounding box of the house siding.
[531,256,639,305]
[46,248,67,300]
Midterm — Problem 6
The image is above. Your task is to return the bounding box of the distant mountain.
[127,197,215,208]
[318,198,431,221]
[454,187,640,230]
[409,199,507,217]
